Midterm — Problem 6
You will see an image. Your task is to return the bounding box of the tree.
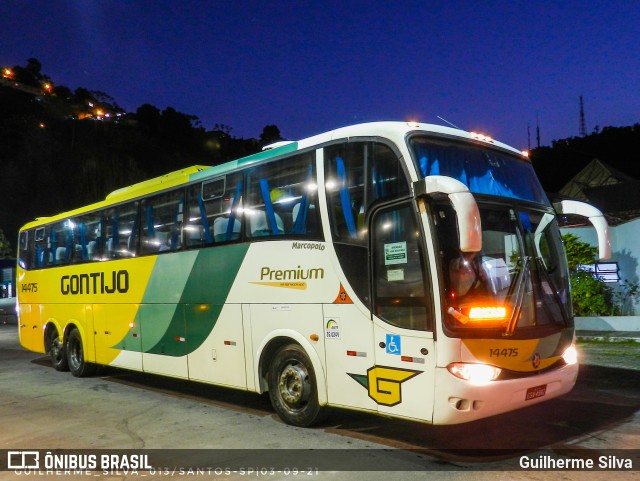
[9,58,49,87]
[0,57,273,248]
[259,125,284,146]
[562,233,614,316]
[531,124,640,193]
[562,233,597,271]
[0,230,12,258]
[91,90,122,112]
[136,104,161,133]
[25,58,43,78]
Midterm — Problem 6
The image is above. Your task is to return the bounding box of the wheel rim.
[278,362,311,408]
[50,333,63,362]
[68,336,82,371]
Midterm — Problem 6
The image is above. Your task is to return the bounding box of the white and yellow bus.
[16,122,610,426]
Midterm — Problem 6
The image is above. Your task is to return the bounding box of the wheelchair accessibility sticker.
[348,365,422,407]
[386,334,401,355]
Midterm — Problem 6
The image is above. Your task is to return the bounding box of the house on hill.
[556,159,640,315]
[559,159,640,222]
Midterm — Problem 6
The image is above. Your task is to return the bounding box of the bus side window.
[185,174,244,248]
[18,230,30,270]
[211,175,243,242]
[245,153,320,239]
[324,141,409,307]
[140,191,184,255]
[48,221,74,266]
[35,226,50,268]
[186,183,211,247]
[371,201,432,331]
[325,141,408,244]
[103,203,139,259]
[75,212,103,262]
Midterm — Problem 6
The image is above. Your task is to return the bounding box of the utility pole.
[579,95,587,137]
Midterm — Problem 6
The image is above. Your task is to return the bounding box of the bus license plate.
[525,384,547,401]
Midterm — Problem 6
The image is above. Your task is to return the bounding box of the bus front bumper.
[432,362,579,425]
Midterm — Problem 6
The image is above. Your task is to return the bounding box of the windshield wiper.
[503,257,530,337]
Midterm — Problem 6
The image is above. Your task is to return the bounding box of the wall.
[562,217,640,315]
[575,316,640,332]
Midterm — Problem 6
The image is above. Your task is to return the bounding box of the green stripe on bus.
[131,244,250,356]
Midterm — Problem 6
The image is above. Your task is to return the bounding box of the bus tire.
[267,343,325,427]
[66,329,97,378]
[48,328,69,372]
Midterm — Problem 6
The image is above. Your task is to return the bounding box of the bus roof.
[20,121,525,230]
[189,121,524,181]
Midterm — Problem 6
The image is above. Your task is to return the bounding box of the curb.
[576,333,640,343]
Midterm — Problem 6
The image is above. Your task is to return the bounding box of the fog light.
[447,362,501,385]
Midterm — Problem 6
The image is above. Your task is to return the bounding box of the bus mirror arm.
[414,176,482,253]
[556,200,611,259]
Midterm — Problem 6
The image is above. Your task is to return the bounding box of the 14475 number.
[21,282,38,293]
[489,348,519,358]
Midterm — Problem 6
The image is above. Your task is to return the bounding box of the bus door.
[370,201,436,422]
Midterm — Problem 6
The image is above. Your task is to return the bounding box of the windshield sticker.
[387,269,404,282]
[384,242,407,265]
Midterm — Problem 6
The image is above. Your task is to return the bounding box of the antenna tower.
[579,95,587,137]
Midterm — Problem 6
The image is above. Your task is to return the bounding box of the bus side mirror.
[555,200,611,259]
[414,176,482,253]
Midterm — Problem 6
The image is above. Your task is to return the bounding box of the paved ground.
[576,331,640,371]
[0,323,638,480]
[0,297,16,325]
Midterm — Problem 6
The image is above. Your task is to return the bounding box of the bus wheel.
[48,328,68,372]
[268,344,325,427]
[66,329,96,378]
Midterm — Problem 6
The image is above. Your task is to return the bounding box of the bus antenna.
[437,116,460,130]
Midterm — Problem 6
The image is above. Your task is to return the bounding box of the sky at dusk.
[2,0,639,150]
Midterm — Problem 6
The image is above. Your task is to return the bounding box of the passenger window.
[48,220,75,266]
[371,201,432,331]
[34,226,50,268]
[18,230,30,270]
[325,141,409,244]
[324,141,409,307]
[185,173,244,248]
[245,153,321,239]
[140,191,185,255]
[103,203,139,258]
[73,212,103,263]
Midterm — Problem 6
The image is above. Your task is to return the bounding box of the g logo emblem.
[348,366,421,407]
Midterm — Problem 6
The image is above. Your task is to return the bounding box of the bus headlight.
[562,345,578,365]
[447,362,501,384]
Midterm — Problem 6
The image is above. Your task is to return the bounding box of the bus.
[16,121,610,427]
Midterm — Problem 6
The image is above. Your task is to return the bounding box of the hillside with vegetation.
[531,124,640,193]
[2,58,639,253]
[0,59,283,249]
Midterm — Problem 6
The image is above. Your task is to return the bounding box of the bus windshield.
[410,136,549,205]
[433,199,572,338]
[409,136,572,338]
